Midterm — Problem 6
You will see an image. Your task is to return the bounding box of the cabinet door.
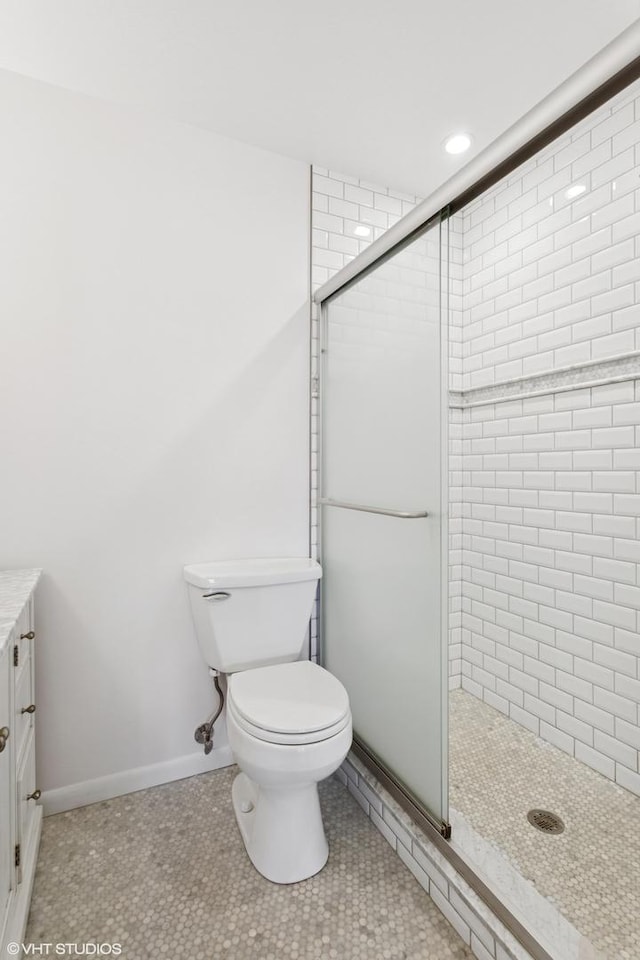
[16,731,36,886]
[13,651,33,772]
[0,643,12,932]
[12,605,32,679]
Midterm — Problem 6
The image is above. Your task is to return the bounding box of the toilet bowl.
[226,661,352,883]
[183,558,352,885]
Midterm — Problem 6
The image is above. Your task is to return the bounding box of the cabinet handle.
[0,726,9,752]
[26,789,41,802]
[20,631,35,641]
[21,704,36,715]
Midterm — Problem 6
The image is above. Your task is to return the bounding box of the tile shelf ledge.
[449,351,640,408]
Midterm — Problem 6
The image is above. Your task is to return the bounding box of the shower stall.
[313,33,640,960]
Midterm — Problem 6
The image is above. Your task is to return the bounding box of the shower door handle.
[319,498,428,519]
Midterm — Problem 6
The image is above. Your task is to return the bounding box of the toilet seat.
[227,660,350,745]
[228,698,351,744]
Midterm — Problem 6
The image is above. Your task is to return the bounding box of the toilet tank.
[184,558,322,673]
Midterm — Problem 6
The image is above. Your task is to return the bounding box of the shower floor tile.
[26,767,472,960]
[450,688,640,960]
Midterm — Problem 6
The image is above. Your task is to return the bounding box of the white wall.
[0,69,311,805]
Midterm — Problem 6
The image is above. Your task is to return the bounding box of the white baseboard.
[42,744,234,815]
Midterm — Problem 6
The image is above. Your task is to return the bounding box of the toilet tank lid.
[183,558,322,589]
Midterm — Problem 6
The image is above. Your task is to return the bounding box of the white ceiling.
[1,1,639,196]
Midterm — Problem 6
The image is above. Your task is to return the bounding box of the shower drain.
[527,809,565,834]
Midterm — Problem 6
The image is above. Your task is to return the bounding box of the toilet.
[183,558,352,884]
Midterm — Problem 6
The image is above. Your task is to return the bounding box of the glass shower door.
[320,215,448,829]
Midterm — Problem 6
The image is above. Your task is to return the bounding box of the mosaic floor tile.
[26,767,472,960]
[450,689,640,960]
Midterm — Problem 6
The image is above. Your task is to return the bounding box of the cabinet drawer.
[14,660,34,768]
[16,729,37,884]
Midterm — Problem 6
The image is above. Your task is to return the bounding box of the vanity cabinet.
[0,572,42,956]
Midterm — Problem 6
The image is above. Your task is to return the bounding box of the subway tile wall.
[458,383,640,795]
[458,76,640,795]
[311,170,422,289]
[450,219,466,688]
[461,80,640,390]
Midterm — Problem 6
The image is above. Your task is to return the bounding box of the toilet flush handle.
[202,591,231,602]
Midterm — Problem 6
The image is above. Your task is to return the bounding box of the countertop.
[0,568,41,652]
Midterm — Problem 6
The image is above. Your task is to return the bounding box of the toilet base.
[231,771,329,884]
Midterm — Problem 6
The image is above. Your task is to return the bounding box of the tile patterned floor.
[26,767,472,960]
[450,689,640,960]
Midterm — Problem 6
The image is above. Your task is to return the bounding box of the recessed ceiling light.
[354,225,371,237]
[444,133,472,155]
[565,183,586,200]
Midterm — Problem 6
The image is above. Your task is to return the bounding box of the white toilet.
[183,558,352,884]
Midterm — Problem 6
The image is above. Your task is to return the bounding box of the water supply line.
[194,668,225,755]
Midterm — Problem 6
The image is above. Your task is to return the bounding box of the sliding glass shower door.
[320,215,448,830]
